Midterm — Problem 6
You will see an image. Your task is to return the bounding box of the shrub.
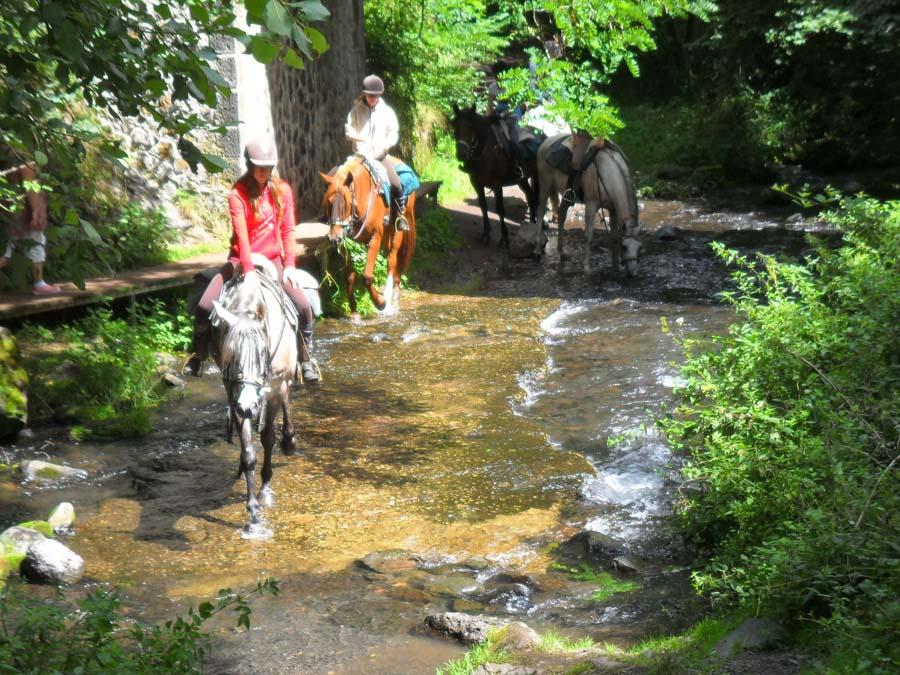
[661,194,900,669]
[0,578,278,673]
[20,299,192,437]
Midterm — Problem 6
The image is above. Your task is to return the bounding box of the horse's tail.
[397,192,417,276]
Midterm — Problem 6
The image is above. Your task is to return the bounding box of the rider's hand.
[243,268,259,288]
[283,266,303,289]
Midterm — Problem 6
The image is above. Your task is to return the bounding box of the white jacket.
[345,98,399,161]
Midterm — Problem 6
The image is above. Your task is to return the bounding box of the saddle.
[211,256,299,333]
[351,154,420,205]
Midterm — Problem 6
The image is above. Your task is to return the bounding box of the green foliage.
[20,299,192,437]
[0,577,278,673]
[318,238,391,318]
[418,130,473,207]
[538,630,595,652]
[1,0,330,285]
[364,0,506,157]
[493,0,715,136]
[660,194,900,669]
[625,617,737,672]
[407,208,464,283]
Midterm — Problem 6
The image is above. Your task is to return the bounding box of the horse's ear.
[319,172,333,185]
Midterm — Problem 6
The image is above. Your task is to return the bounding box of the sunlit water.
[1,197,798,673]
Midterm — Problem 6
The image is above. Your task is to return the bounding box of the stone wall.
[267,0,366,219]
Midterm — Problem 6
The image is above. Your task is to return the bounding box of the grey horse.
[534,135,641,275]
[210,255,298,534]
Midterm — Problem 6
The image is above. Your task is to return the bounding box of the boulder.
[714,618,786,656]
[21,539,84,585]
[21,460,88,483]
[493,622,541,651]
[358,549,419,574]
[48,502,76,532]
[425,611,507,645]
[0,525,48,569]
[0,327,28,442]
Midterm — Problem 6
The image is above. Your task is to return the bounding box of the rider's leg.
[383,157,409,232]
[563,133,591,207]
[277,261,319,384]
[183,264,231,376]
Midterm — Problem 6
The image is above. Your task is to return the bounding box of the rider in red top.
[183,136,319,383]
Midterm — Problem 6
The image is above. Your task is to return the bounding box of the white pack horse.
[534,135,642,275]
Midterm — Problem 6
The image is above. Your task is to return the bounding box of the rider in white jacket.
[345,75,409,231]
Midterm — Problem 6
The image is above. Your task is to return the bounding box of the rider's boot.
[182,316,210,377]
[297,329,320,384]
[392,192,409,232]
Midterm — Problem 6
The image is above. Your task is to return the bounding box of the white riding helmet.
[244,136,278,167]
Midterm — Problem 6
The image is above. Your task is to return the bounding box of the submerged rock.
[20,539,84,585]
[358,549,419,574]
[21,460,88,483]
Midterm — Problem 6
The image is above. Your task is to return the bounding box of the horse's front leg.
[239,417,261,525]
[494,185,508,249]
[583,201,598,274]
[363,233,386,310]
[346,257,359,317]
[518,177,537,223]
[474,180,491,244]
[280,383,296,456]
[257,389,280,509]
[383,227,403,315]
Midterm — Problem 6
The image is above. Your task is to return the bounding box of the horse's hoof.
[240,520,273,540]
[258,488,275,508]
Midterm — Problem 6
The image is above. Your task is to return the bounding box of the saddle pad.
[546,135,573,171]
[357,155,391,205]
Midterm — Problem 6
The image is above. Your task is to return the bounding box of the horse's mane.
[221,318,269,384]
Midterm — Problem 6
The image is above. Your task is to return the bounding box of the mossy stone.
[17,520,54,537]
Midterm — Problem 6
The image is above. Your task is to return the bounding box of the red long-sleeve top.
[228,178,297,274]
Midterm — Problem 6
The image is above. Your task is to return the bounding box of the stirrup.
[297,360,321,385]
[395,214,409,232]
[561,188,577,205]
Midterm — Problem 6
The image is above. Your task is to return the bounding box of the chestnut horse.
[320,156,416,315]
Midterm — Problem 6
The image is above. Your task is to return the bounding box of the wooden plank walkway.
[0,222,330,322]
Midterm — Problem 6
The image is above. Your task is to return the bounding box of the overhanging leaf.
[265,0,292,37]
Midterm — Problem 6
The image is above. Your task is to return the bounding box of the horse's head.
[213,299,269,423]
[452,105,482,162]
[320,168,354,246]
[621,218,642,277]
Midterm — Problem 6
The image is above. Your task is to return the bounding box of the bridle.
[328,175,375,241]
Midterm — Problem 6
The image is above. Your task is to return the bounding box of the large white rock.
[20,539,84,585]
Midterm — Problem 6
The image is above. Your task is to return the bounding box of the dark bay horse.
[320,156,416,315]
[452,105,542,248]
[535,135,641,275]
[210,256,298,534]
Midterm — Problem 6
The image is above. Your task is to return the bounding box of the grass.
[436,635,511,675]
[164,241,223,262]
[418,130,473,207]
[538,630,595,652]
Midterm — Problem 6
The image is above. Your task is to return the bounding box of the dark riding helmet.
[244,136,278,167]
[362,74,385,96]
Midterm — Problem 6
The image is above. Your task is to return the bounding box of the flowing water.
[0,197,814,673]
